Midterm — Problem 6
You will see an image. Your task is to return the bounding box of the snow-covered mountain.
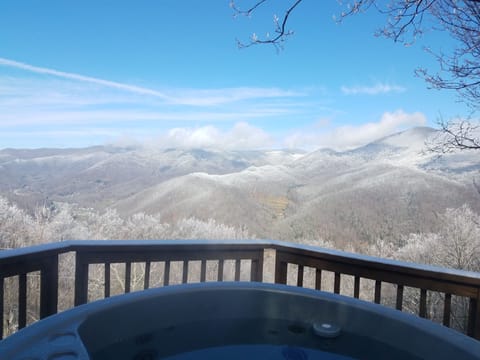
[0,146,304,210]
[1,127,479,244]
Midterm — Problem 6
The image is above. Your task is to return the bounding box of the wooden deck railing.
[1,240,480,341]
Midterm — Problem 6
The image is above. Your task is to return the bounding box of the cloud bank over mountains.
[156,122,274,150]
[113,110,426,151]
[284,110,426,150]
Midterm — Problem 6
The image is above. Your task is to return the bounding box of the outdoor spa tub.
[1,282,480,359]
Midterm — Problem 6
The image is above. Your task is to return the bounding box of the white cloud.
[158,122,273,150]
[284,110,427,150]
[341,83,406,95]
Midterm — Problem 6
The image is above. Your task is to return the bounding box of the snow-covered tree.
[395,205,480,332]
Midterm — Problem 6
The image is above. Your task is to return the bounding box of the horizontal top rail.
[273,242,480,289]
[2,239,480,286]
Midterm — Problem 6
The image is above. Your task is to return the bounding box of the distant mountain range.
[1,126,479,245]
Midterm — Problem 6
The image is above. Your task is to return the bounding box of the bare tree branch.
[426,117,480,153]
[231,0,304,49]
[230,0,269,17]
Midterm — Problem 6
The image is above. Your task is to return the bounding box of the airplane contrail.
[0,57,170,100]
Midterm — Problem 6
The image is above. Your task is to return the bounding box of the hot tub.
[1,282,479,359]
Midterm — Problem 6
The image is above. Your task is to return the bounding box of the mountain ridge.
[1,126,479,246]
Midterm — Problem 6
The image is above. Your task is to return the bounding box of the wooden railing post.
[39,255,58,319]
[74,251,89,306]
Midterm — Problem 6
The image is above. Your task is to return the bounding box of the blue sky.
[0,1,468,150]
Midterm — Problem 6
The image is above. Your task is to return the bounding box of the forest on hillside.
[2,195,479,272]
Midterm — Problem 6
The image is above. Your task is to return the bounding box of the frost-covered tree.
[124,212,170,240]
[0,197,255,246]
[0,197,36,249]
[394,205,480,332]
[397,205,480,272]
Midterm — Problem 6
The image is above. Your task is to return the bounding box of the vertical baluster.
[374,280,382,304]
[234,259,241,281]
[396,285,404,310]
[443,293,451,327]
[353,276,360,299]
[250,256,264,282]
[218,259,224,281]
[297,265,304,287]
[125,262,131,293]
[334,272,341,294]
[419,289,427,318]
[104,262,110,298]
[467,296,480,339]
[144,261,151,290]
[164,261,171,286]
[200,260,206,282]
[275,260,288,285]
[182,261,189,284]
[18,273,27,329]
[315,269,322,290]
